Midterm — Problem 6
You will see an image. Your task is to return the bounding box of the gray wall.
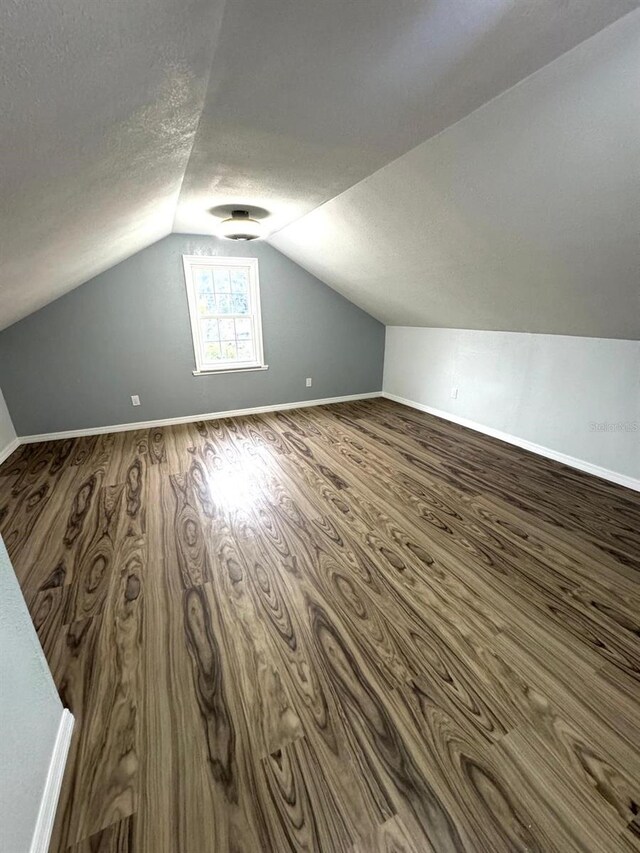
[0,535,64,852]
[0,235,384,435]
[0,386,16,459]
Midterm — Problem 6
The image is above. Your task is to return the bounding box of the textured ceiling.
[174,0,638,236]
[0,0,226,329]
[272,11,640,339]
[0,0,637,331]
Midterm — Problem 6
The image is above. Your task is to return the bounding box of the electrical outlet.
[450,386,458,399]
[306,377,312,387]
[131,395,141,406]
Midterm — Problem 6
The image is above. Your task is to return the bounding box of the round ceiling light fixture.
[218,209,262,241]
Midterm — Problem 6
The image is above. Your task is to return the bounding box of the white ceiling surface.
[272,10,640,339]
[0,0,227,329]
[174,0,638,237]
[1,0,638,332]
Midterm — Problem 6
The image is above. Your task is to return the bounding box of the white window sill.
[192,364,269,376]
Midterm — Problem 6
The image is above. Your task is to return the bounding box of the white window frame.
[182,255,267,375]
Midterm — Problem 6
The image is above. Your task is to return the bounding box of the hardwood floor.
[1,398,639,852]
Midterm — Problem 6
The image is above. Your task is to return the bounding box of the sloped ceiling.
[0,0,638,333]
[0,0,227,329]
[272,10,640,339]
[174,0,639,236]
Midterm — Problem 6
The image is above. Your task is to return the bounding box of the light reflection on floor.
[204,455,264,513]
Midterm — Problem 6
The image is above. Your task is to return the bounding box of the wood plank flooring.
[1,398,639,852]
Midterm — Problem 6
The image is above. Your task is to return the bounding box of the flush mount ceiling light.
[218,209,262,241]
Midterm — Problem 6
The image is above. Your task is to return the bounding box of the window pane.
[230,270,248,294]
[222,341,237,360]
[196,270,213,296]
[216,293,232,314]
[237,340,254,361]
[219,318,235,341]
[232,293,249,314]
[201,319,219,342]
[197,293,216,316]
[213,269,231,292]
[235,318,252,340]
[204,342,222,361]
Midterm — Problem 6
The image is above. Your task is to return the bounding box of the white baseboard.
[0,436,20,465]
[18,392,382,444]
[14,388,636,492]
[382,392,640,493]
[30,709,74,853]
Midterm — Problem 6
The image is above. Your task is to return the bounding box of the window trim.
[182,254,266,375]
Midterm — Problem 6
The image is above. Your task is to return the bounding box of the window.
[183,255,266,374]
